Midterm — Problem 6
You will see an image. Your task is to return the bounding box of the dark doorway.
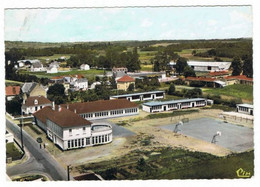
[164,106,166,111]
[192,103,195,107]
[250,110,253,115]
[152,95,155,100]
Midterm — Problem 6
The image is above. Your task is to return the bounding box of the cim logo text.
[236,168,251,178]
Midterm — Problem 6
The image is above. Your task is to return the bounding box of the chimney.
[58,105,61,112]
[52,101,55,110]
[74,109,77,113]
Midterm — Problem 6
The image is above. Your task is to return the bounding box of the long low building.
[236,104,253,116]
[142,98,210,113]
[33,105,112,150]
[110,91,165,102]
[61,99,139,120]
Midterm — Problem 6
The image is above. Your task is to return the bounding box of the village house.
[22,82,47,97]
[70,78,88,91]
[223,75,253,86]
[47,66,58,74]
[116,75,135,91]
[89,81,101,89]
[30,62,46,72]
[80,64,90,70]
[112,67,128,80]
[33,105,112,150]
[5,86,21,101]
[142,98,212,113]
[22,95,52,115]
[110,90,165,102]
[61,99,139,120]
[185,76,226,87]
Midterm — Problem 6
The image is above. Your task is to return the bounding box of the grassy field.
[26,54,72,63]
[204,84,253,101]
[140,64,153,71]
[19,69,104,79]
[76,147,254,180]
[5,80,24,86]
[6,142,24,161]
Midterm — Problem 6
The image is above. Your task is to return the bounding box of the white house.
[30,62,46,72]
[47,66,58,74]
[142,98,211,113]
[22,96,52,115]
[61,99,139,120]
[80,64,90,70]
[18,61,25,68]
[236,104,253,116]
[33,105,112,150]
[110,90,165,102]
[71,78,88,91]
[90,81,101,89]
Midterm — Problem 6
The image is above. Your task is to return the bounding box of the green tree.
[231,57,242,76]
[127,83,135,92]
[183,66,196,78]
[242,54,253,78]
[168,84,176,95]
[176,57,188,75]
[47,84,66,104]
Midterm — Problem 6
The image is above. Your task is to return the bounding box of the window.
[105,135,107,142]
[75,139,77,147]
[92,137,95,144]
[96,136,98,144]
[71,140,74,147]
[68,140,71,148]
[86,138,90,145]
[102,135,104,143]
[83,127,86,134]
[78,139,81,147]
[81,138,84,146]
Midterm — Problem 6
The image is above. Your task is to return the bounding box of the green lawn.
[19,69,104,79]
[26,54,72,62]
[140,64,153,71]
[5,80,24,86]
[6,142,24,161]
[76,147,254,180]
[204,84,253,101]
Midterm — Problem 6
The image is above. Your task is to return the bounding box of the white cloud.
[141,18,153,28]
[229,10,252,24]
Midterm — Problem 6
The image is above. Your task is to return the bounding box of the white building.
[22,96,52,115]
[47,66,58,74]
[236,104,253,116]
[61,99,139,120]
[90,81,101,89]
[71,78,88,91]
[142,98,210,113]
[33,105,112,150]
[110,90,165,102]
[30,62,46,72]
[6,130,14,143]
[80,64,90,70]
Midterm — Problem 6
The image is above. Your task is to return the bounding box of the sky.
[4,6,252,42]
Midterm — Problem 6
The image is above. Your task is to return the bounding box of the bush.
[190,81,206,87]
[168,84,176,95]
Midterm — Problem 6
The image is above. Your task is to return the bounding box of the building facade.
[116,75,135,91]
[61,99,139,120]
[142,98,210,113]
[110,91,165,102]
[22,96,52,115]
[5,86,21,101]
[80,64,90,70]
[33,106,112,150]
[236,104,253,115]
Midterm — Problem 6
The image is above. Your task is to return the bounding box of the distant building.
[185,77,226,87]
[223,75,253,86]
[71,78,88,91]
[30,62,46,72]
[47,66,58,74]
[5,86,21,101]
[22,96,52,115]
[207,70,230,78]
[33,105,112,150]
[90,81,101,89]
[236,104,253,116]
[61,99,139,120]
[80,64,90,70]
[117,75,135,91]
[110,90,165,102]
[112,67,128,79]
[22,82,47,97]
[142,98,210,113]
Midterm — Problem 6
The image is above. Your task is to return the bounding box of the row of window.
[95,111,109,117]
[239,106,249,112]
[152,105,162,110]
[168,104,177,108]
[92,134,112,144]
[181,102,191,107]
[68,137,91,149]
[196,101,205,105]
[111,109,124,115]
[125,108,138,113]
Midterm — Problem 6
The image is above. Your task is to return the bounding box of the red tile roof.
[24,96,52,107]
[61,99,138,114]
[208,71,229,76]
[33,106,92,128]
[186,77,216,82]
[117,75,135,82]
[51,76,64,80]
[5,86,21,96]
[224,75,253,81]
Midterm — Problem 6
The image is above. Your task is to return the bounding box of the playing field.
[161,117,253,152]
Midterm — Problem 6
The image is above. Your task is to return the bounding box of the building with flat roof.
[110,90,165,102]
[33,105,112,150]
[61,99,139,120]
[142,98,210,113]
[236,104,253,115]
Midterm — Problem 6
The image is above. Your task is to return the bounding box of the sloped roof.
[6,86,21,96]
[22,82,37,94]
[33,106,92,128]
[224,75,253,81]
[117,75,135,82]
[24,96,52,107]
[186,76,216,82]
[61,99,138,114]
[208,71,229,76]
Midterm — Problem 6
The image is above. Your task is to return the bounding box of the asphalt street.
[6,119,68,181]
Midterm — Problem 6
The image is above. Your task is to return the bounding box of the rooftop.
[143,98,206,107]
[187,61,232,68]
[22,82,37,94]
[6,86,20,96]
[117,75,135,82]
[61,99,138,114]
[110,90,165,98]
[33,106,92,128]
[224,75,253,81]
[23,96,52,107]
[186,76,216,82]
[237,104,253,108]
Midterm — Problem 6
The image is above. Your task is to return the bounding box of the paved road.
[6,119,68,181]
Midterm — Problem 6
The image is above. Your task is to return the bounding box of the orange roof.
[208,71,229,76]
[224,75,253,81]
[51,76,64,80]
[24,96,52,107]
[186,77,216,82]
[71,74,85,79]
[6,86,21,96]
[117,75,135,82]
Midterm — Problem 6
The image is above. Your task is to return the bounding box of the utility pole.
[67,165,72,181]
